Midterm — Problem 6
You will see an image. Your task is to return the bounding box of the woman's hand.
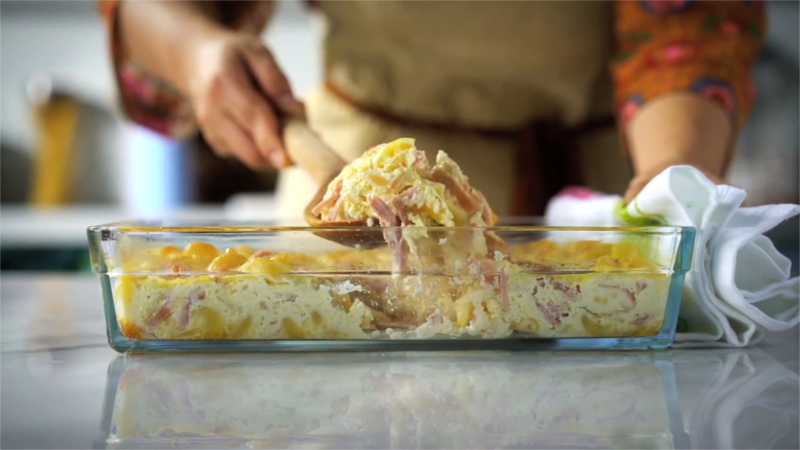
[623,92,731,203]
[118,1,301,171]
[624,163,725,203]
[184,32,303,170]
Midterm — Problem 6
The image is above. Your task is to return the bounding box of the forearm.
[626,92,732,178]
[117,1,229,94]
[611,0,765,198]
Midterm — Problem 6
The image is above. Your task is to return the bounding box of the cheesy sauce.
[112,240,669,341]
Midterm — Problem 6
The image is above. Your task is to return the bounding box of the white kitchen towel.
[544,166,800,347]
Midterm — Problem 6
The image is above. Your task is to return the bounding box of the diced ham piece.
[486,232,506,252]
[371,197,408,273]
[390,197,410,226]
[497,274,509,310]
[624,289,637,306]
[599,282,637,308]
[633,313,651,326]
[534,297,568,327]
[363,278,391,294]
[412,151,426,167]
[467,256,499,283]
[146,305,173,327]
[370,197,398,227]
[311,180,343,217]
[479,198,494,225]
[551,279,579,299]
[466,256,509,309]
[401,185,421,202]
[326,195,345,222]
[466,256,483,278]
[390,240,409,273]
[179,289,206,330]
[427,168,478,214]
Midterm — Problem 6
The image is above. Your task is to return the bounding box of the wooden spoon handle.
[282,117,347,186]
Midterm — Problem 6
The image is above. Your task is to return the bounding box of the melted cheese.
[314,138,497,227]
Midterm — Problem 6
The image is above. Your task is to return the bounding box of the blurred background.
[1,0,798,272]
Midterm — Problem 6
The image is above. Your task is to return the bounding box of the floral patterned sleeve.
[613,0,766,131]
[96,1,274,139]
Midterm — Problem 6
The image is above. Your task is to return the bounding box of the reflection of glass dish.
[88,221,695,352]
[95,353,689,449]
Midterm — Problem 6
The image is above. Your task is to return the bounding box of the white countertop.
[0,197,280,249]
[0,206,225,248]
[3,198,796,250]
[0,274,797,449]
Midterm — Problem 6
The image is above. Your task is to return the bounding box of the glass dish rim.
[87,220,694,236]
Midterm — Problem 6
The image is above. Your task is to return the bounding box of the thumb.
[241,43,304,117]
[624,178,647,204]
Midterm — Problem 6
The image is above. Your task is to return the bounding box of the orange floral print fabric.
[613,0,766,130]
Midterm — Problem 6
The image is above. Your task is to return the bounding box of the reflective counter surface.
[1,275,798,449]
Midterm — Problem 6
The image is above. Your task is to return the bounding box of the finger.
[210,113,270,171]
[241,43,304,116]
[221,71,288,168]
[624,178,647,203]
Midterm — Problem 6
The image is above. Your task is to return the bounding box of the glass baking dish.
[87,220,695,352]
[94,352,690,449]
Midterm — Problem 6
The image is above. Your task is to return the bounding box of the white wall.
[1,1,797,206]
[0,0,322,207]
[0,0,322,154]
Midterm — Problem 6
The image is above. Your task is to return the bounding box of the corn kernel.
[282,317,306,339]
[240,256,291,277]
[332,293,353,312]
[183,242,220,261]
[271,252,310,267]
[230,317,253,339]
[120,320,144,340]
[208,252,247,272]
[156,245,183,259]
[230,246,255,258]
[117,275,136,306]
[195,306,226,339]
[455,299,474,327]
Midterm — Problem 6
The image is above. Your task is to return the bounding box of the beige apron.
[276,1,633,219]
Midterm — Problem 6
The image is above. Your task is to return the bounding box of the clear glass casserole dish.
[87,220,695,352]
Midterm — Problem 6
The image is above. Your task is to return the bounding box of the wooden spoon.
[282,117,386,248]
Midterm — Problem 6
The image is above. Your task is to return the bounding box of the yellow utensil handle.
[282,117,347,186]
